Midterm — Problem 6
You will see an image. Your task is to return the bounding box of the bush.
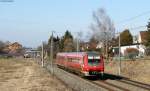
[145,47,150,56]
[124,48,139,60]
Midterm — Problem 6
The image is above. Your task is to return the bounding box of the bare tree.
[74,31,83,52]
[90,8,115,57]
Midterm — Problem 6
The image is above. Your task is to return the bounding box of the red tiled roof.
[140,31,148,43]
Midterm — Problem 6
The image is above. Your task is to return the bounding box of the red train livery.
[56,52,104,76]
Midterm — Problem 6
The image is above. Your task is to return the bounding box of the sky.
[0,0,150,48]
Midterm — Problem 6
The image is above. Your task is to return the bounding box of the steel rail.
[117,79,150,90]
[93,80,130,91]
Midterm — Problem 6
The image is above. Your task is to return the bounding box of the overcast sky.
[0,0,150,47]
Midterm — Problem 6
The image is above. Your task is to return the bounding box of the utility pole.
[76,32,80,52]
[104,31,108,61]
[118,32,121,75]
[50,31,54,75]
[41,42,44,67]
[106,35,108,61]
[77,38,79,52]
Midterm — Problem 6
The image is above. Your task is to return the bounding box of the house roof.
[140,31,148,43]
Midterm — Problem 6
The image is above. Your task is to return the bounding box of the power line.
[129,25,146,30]
[117,10,150,24]
[117,25,147,34]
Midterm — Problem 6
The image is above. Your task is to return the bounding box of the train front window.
[88,58,100,66]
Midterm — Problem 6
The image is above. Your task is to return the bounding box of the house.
[24,48,40,58]
[80,42,89,51]
[138,31,148,44]
[8,42,22,51]
[113,44,145,56]
[8,42,23,56]
[113,31,148,57]
[96,42,103,49]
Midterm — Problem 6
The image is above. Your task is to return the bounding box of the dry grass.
[105,58,150,84]
[0,58,72,91]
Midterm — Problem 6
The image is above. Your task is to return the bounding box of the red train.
[56,52,104,76]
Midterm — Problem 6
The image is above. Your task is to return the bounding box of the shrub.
[124,48,139,60]
[145,47,150,56]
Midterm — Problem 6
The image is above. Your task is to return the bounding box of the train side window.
[72,58,80,63]
[68,58,72,62]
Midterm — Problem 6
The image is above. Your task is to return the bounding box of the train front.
[82,52,104,76]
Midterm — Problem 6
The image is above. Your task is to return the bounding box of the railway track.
[117,78,150,90]
[57,66,150,91]
[90,73,150,91]
[64,70,150,91]
[56,66,131,91]
[42,60,150,91]
[91,79,150,91]
[92,80,129,91]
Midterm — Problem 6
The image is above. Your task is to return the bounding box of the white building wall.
[138,33,142,43]
[120,45,145,56]
[113,32,146,56]
[139,45,146,55]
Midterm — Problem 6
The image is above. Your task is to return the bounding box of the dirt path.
[0,58,72,91]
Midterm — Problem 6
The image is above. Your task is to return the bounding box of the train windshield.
[88,56,100,66]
